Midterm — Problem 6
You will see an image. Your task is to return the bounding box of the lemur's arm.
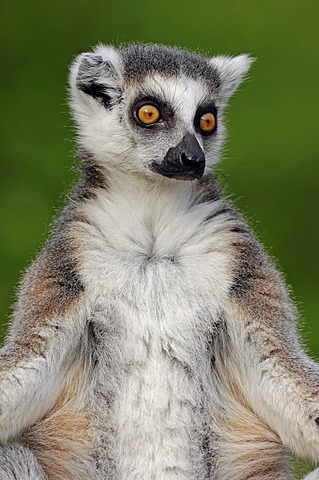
[224,229,319,461]
[0,227,90,441]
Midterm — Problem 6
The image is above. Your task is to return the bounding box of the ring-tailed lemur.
[0,44,318,480]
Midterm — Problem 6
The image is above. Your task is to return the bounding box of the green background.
[0,1,318,475]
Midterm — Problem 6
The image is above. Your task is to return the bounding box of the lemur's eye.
[199,112,216,134]
[137,104,161,125]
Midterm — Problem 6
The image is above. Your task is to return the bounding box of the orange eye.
[199,112,216,133]
[137,104,160,125]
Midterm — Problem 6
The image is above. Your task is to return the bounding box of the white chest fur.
[75,182,234,478]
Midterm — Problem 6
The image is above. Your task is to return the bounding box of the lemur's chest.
[79,193,234,308]
[89,244,225,381]
[80,195,233,362]
[79,198,233,476]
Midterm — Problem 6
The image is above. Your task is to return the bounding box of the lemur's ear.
[209,54,254,104]
[70,45,123,109]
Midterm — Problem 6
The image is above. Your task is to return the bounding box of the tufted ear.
[209,54,254,104]
[69,45,123,109]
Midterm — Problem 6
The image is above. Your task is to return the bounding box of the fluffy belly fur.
[87,268,222,479]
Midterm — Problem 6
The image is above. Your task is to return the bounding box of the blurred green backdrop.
[0,0,318,461]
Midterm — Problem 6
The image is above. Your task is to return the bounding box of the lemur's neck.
[79,152,194,209]
[105,169,196,212]
[76,160,222,261]
[78,152,220,222]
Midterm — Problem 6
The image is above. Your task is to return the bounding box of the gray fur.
[0,443,47,479]
[120,44,220,88]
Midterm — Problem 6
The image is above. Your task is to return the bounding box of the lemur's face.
[120,75,220,181]
[70,45,251,181]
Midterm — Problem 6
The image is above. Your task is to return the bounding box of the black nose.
[150,133,206,181]
[181,151,205,169]
[176,135,205,178]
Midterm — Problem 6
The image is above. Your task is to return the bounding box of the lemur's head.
[70,44,252,181]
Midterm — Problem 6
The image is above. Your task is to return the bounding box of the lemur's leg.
[215,387,293,479]
[215,378,319,480]
[0,443,47,479]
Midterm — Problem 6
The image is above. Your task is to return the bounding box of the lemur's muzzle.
[150,133,205,181]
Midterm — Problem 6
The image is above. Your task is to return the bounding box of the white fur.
[209,54,254,103]
[304,469,319,480]
[72,177,235,478]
